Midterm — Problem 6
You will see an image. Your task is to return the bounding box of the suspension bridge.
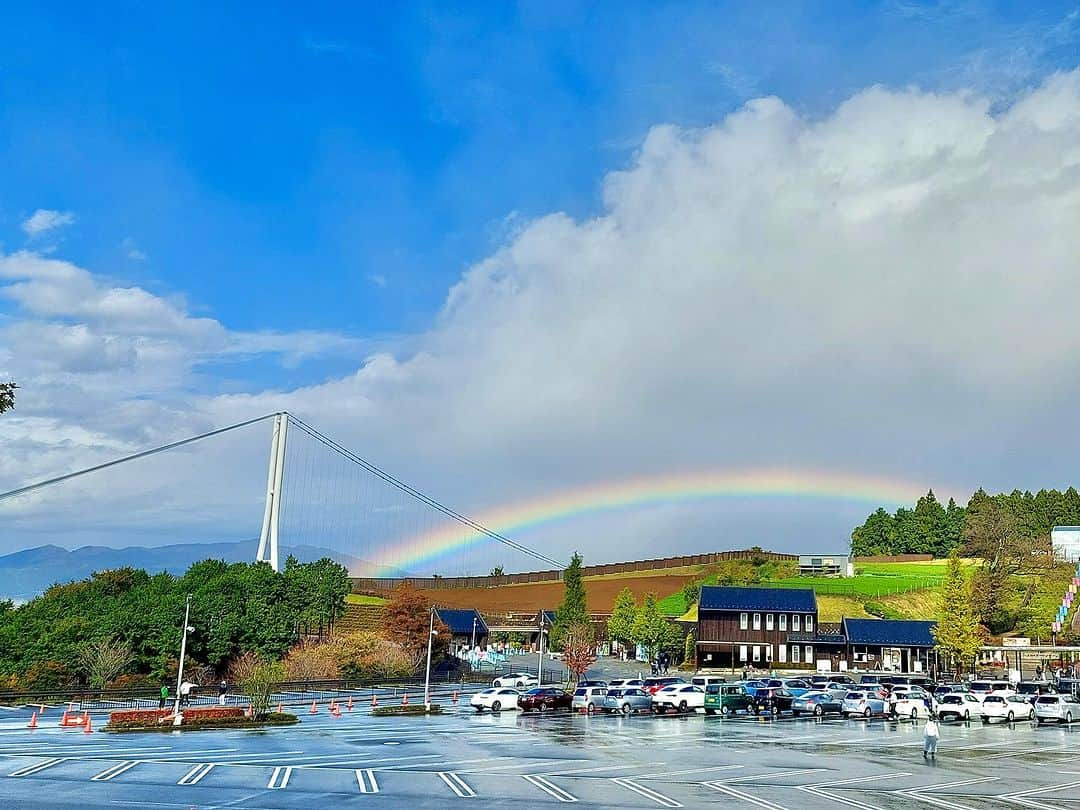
[0,412,564,577]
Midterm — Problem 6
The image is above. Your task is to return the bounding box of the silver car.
[1035,694,1080,725]
[571,686,608,713]
[842,690,887,718]
[601,687,652,715]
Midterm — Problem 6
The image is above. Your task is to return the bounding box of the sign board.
[1002,637,1031,648]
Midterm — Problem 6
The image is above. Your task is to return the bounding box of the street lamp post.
[174,593,193,715]
[537,620,546,685]
[471,616,478,651]
[424,607,436,711]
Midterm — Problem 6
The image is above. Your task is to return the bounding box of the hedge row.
[105,712,298,732]
[108,707,244,725]
[371,704,442,717]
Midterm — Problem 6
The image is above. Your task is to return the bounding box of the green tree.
[606,588,637,652]
[78,637,135,688]
[683,630,695,667]
[0,381,16,414]
[631,593,667,660]
[551,553,587,650]
[851,508,896,556]
[932,551,982,676]
[229,653,285,717]
[489,566,504,577]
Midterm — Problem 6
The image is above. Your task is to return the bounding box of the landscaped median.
[371,703,442,717]
[103,707,299,732]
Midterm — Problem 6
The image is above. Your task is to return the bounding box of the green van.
[704,683,753,715]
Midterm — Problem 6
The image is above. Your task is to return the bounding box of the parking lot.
[2,687,1080,808]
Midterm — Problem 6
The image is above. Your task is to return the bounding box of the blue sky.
[1,2,1079,568]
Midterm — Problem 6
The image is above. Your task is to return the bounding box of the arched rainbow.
[361,468,958,575]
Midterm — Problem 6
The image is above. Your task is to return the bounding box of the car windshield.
[706,685,721,694]
[1037,696,1058,704]
[608,689,624,697]
[845,692,864,699]
[1017,684,1039,693]
[524,689,545,696]
[970,681,991,690]
[942,696,962,704]
[574,689,587,696]
[984,696,1004,703]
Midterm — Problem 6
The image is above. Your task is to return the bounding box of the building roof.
[698,586,817,613]
[842,618,936,647]
[435,608,489,636]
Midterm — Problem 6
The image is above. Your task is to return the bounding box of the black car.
[518,688,573,712]
[752,687,795,716]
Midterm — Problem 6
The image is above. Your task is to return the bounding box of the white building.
[798,554,854,577]
[1052,526,1080,562]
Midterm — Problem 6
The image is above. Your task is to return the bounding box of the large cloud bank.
[3,72,1080,567]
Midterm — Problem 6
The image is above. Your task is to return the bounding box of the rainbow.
[363,468,960,575]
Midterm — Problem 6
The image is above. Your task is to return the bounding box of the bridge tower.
[256,412,288,571]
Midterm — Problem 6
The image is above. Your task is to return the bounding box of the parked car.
[841,690,887,718]
[704,683,753,716]
[643,676,686,695]
[471,687,520,712]
[576,679,608,688]
[968,680,1015,699]
[1016,681,1057,704]
[937,692,983,721]
[518,688,572,713]
[981,694,1035,723]
[891,689,936,719]
[692,675,726,689]
[752,687,795,716]
[571,686,608,713]
[791,690,844,717]
[493,672,538,688]
[810,674,856,689]
[741,679,771,697]
[601,687,653,715]
[608,678,645,690]
[1034,694,1080,724]
[767,678,813,697]
[934,684,966,700]
[653,684,706,714]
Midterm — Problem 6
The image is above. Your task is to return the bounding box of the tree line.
[851,487,1080,558]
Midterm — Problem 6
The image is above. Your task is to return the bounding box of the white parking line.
[523,774,578,802]
[542,763,645,777]
[267,765,292,789]
[356,768,380,793]
[8,757,67,777]
[703,781,788,810]
[439,771,477,798]
[612,777,683,807]
[1002,777,1080,808]
[797,772,909,810]
[90,761,139,782]
[177,763,215,785]
[649,765,742,778]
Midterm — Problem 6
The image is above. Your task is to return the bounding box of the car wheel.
[771,705,779,716]
[721,705,730,716]
[1067,712,1074,724]
[1007,711,1014,722]
[492,701,502,712]
[964,710,970,721]
[622,703,632,715]
[911,708,918,719]
[1029,710,1035,721]
[587,702,595,713]
[678,700,688,713]
[814,705,823,717]
[863,707,872,718]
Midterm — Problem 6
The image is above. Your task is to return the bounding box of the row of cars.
[472,671,1080,725]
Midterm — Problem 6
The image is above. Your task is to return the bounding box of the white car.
[607,678,645,689]
[967,680,1015,699]
[891,689,936,719]
[470,687,520,712]
[653,684,706,713]
[937,692,983,721]
[981,694,1035,723]
[1034,694,1080,725]
[492,672,538,688]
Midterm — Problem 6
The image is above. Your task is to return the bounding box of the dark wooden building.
[696,586,819,670]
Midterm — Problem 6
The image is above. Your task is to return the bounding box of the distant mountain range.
[0,541,403,602]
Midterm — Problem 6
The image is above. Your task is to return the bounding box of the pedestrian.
[159,684,169,710]
[923,716,940,760]
[218,678,228,706]
[1036,664,1044,681]
[179,680,193,708]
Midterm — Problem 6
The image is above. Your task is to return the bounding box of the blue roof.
[842,618,936,647]
[436,608,488,635]
[699,586,817,613]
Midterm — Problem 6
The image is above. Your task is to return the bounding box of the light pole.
[471,616,478,651]
[424,607,437,711]
[174,594,193,715]
[537,621,546,685]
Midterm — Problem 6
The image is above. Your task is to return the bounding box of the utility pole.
[537,615,545,685]
[174,594,192,715]
[424,607,436,711]
[471,616,478,651]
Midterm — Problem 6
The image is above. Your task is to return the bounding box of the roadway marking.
[1002,778,1080,808]
[795,772,911,810]
[439,771,477,798]
[177,763,215,785]
[612,777,683,807]
[649,765,742,778]
[8,757,67,777]
[356,768,380,793]
[267,765,292,789]
[703,781,788,810]
[523,774,578,802]
[543,763,645,777]
[90,760,139,781]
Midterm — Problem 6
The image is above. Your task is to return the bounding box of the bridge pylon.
[256,412,288,571]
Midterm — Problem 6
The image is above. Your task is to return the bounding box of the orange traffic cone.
[309,700,318,715]
[371,692,378,708]
[27,712,38,729]
[347,696,354,711]
[452,690,459,705]
[84,715,93,734]
[246,704,253,718]
[277,703,283,714]
[59,710,69,727]
[38,704,46,716]
[402,692,409,707]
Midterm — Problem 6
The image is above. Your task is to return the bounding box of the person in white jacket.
[923,716,940,759]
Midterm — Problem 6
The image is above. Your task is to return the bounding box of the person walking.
[218,678,228,706]
[159,684,169,710]
[923,716,940,760]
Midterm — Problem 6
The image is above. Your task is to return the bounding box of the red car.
[643,676,686,695]
[518,688,573,712]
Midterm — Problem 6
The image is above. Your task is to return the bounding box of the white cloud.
[20,209,75,238]
[121,237,147,261]
[3,72,1080,569]
[366,273,388,288]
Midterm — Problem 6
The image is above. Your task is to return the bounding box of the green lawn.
[345,593,387,606]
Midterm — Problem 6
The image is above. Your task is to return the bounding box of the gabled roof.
[698,586,817,613]
[435,608,488,635]
[842,618,936,647]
